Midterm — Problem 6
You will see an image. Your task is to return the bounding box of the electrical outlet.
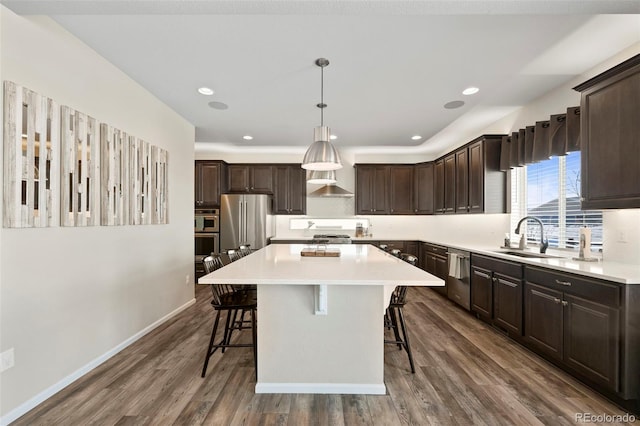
[1,348,15,373]
[185,274,190,284]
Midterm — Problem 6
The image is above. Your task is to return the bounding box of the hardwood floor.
[14,285,634,425]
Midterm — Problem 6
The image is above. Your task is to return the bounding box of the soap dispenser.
[518,234,527,249]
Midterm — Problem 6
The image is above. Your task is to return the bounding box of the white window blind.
[511,152,602,249]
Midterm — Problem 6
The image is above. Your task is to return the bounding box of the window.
[510,151,602,250]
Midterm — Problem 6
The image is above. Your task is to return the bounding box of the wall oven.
[195,209,219,232]
[195,209,220,278]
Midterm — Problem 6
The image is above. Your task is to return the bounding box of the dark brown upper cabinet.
[355,165,389,214]
[414,162,434,214]
[574,53,640,209]
[227,164,274,194]
[273,165,306,215]
[434,159,445,214]
[195,160,227,208]
[436,135,506,215]
[389,165,414,214]
[455,148,469,213]
[443,153,456,214]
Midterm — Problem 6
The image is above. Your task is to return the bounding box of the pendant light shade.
[302,58,342,171]
[307,169,337,184]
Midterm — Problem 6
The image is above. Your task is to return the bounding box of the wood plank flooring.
[13,285,635,425]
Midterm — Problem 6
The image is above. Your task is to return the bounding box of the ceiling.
[3,1,640,156]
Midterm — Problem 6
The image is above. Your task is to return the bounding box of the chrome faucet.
[515,216,548,254]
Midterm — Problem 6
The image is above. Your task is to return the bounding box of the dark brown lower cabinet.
[421,243,447,296]
[524,282,564,360]
[470,254,523,336]
[493,273,523,335]
[471,266,492,319]
[524,267,621,393]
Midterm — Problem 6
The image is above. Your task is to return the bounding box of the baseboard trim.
[0,298,196,426]
[255,382,386,395]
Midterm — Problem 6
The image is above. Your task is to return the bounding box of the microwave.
[195,209,219,233]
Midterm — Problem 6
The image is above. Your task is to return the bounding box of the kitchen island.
[198,243,443,394]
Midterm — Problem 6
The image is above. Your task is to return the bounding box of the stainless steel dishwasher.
[447,248,471,310]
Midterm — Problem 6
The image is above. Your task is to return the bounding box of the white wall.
[0,8,195,420]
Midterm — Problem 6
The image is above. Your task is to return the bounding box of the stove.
[312,234,352,244]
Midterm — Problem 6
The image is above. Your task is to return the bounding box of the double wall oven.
[195,209,219,278]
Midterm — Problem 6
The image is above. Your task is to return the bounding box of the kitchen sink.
[492,250,562,259]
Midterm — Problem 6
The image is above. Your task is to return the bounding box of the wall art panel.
[61,106,100,226]
[100,124,130,226]
[3,81,60,228]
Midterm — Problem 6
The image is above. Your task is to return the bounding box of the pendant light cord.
[320,64,324,126]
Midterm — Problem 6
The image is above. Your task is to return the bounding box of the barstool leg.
[221,309,234,353]
[397,306,416,374]
[202,310,221,378]
[388,307,403,350]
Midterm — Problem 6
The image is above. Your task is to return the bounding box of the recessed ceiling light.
[444,100,465,109]
[330,134,337,140]
[243,135,253,140]
[198,87,214,95]
[411,135,422,140]
[462,87,479,95]
[208,101,228,110]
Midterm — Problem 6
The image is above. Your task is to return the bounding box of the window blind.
[512,152,602,249]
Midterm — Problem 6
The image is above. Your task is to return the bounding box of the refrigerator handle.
[243,200,248,243]
[240,200,244,244]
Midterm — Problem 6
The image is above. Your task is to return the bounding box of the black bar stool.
[201,255,257,379]
[384,252,417,373]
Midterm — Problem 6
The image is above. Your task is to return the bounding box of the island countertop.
[198,243,444,287]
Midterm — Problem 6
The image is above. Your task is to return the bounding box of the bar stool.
[384,252,417,373]
[390,248,402,258]
[201,254,257,378]
[225,249,257,341]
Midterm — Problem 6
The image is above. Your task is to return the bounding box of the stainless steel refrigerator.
[220,194,274,252]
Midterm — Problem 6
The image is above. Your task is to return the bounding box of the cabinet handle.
[553,298,561,304]
[555,280,572,286]
[492,277,497,282]
[562,301,569,306]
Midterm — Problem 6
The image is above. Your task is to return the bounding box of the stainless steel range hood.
[308,184,354,198]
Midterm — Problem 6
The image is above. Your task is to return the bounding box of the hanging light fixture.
[307,170,337,184]
[302,58,342,171]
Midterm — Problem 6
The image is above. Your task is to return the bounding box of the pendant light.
[307,170,337,184]
[302,58,342,171]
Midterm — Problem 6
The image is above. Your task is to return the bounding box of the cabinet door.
[578,58,640,209]
[286,167,306,214]
[455,148,469,213]
[493,273,523,335]
[524,282,563,361]
[405,241,419,257]
[273,166,291,214]
[250,165,274,193]
[228,165,250,192]
[468,140,485,213]
[443,154,456,214]
[434,255,448,295]
[195,161,222,207]
[434,160,445,214]
[471,266,493,319]
[355,166,388,214]
[414,163,434,214]
[563,294,620,392]
[389,166,414,214]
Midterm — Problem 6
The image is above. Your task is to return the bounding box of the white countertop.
[198,243,444,287]
[269,237,640,284]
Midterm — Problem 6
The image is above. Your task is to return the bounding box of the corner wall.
[0,8,195,420]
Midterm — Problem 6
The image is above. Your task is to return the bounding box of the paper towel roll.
[579,227,591,259]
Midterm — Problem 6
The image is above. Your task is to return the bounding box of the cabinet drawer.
[525,267,620,308]
[378,241,406,251]
[425,244,448,256]
[471,254,523,279]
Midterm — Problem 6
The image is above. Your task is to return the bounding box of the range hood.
[308,184,354,198]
